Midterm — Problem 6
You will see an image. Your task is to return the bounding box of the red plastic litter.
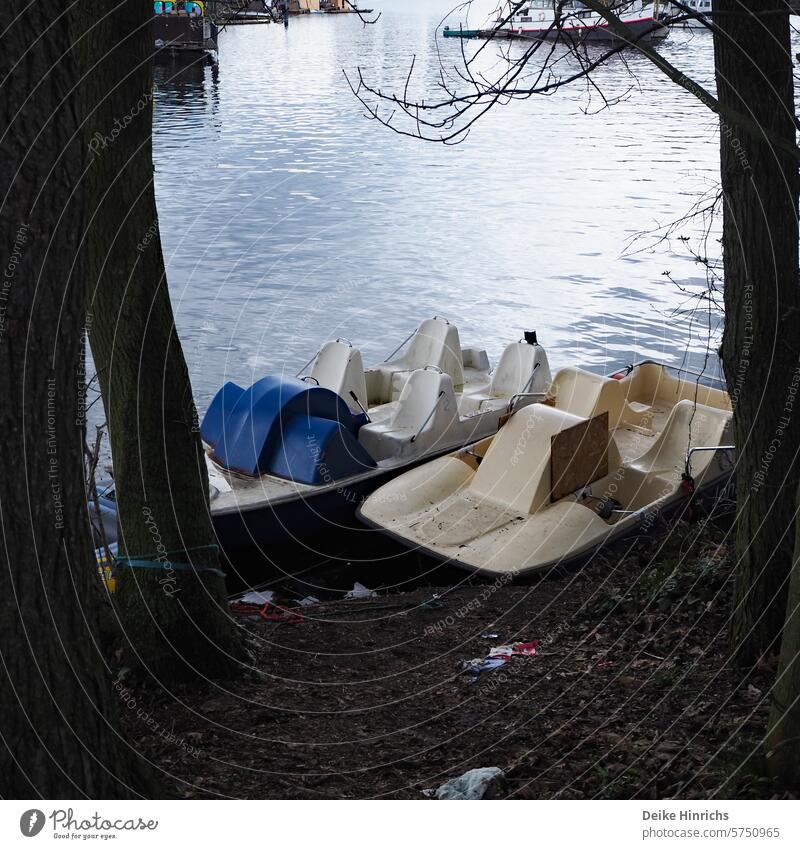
[230,602,263,617]
[512,641,538,656]
[258,602,304,624]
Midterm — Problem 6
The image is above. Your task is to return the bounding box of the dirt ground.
[123,518,793,799]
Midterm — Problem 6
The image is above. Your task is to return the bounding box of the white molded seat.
[549,367,651,429]
[468,404,585,514]
[459,342,552,415]
[310,340,368,413]
[466,403,623,515]
[630,399,731,478]
[491,342,551,396]
[462,347,491,374]
[358,369,458,462]
[366,318,465,404]
[617,361,732,413]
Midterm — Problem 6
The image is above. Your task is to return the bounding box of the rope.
[113,544,225,577]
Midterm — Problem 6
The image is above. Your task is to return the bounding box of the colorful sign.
[154,1,205,15]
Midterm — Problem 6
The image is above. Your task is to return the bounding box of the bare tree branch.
[346,1,800,162]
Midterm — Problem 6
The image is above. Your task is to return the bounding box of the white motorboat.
[502,0,668,44]
[670,0,713,28]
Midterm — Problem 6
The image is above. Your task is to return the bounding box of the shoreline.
[123,516,787,799]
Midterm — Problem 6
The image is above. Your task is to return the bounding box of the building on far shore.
[287,1,364,14]
[153,2,218,58]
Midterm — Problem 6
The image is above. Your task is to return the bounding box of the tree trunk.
[77,0,244,682]
[714,1,800,665]
[766,487,800,786]
[0,1,157,797]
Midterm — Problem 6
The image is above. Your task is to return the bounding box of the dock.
[287,1,373,14]
[153,4,219,58]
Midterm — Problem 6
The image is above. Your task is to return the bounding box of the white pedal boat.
[201,318,553,547]
[357,362,734,578]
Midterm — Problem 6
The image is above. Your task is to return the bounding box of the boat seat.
[365,318,465,404]
[459,342,553,415]
[468,404,600,515]
[365,400,399,428]
[462,347,491,373]
[616,361,732,413]
[549,367,652,430]
[358,369,458,462]
[629,399,731,480]
[309,340,368,414]
[462,347,491,387]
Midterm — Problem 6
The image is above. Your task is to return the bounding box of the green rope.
[113,544,225,578]
[123,543,220,560]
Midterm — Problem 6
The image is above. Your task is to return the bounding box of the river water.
[152,7,723,413]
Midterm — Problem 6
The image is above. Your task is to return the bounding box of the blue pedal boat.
[202,318,553,549]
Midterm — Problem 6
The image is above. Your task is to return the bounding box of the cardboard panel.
[550,412,609,502]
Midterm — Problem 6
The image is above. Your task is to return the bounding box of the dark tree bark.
[766,485,800,786]
[0,1,157,797]
[77,0,244,682]
[713,1,800,665]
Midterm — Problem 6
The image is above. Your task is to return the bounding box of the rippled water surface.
[152,10,724,409]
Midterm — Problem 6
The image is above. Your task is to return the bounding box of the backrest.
[633,399,731,475]
[550,367,630,429]
[310,340,368,413]
[396,318,465,389]
[391,368,457,432]
[489,342,553,397]
[618,362,731,413]
[469,404,588,515]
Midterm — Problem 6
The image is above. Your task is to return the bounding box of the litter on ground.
[424,767,506,800]
[461,640,538,681]
[345,582,378,600]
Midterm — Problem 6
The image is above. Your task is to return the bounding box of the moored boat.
[443,25,483,38]
[501,0,668,45]
[358,362,734,578]
[670,0,713,28]
[153,1,218,58]
[201,319,553,548]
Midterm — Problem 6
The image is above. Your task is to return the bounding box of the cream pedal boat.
[357,362,734,578]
